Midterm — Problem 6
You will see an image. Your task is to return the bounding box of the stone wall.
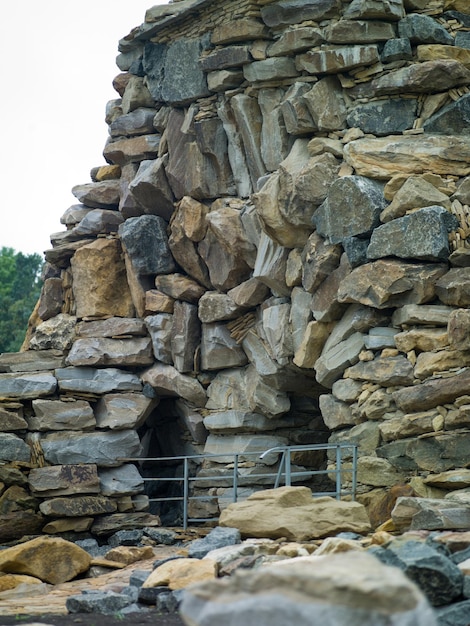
[1,0,470,538]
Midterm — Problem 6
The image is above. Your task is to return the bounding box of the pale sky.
[1,1,167,256]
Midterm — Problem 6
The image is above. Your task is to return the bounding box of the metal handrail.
[120,442,358,529]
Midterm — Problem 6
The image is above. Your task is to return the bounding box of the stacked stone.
[2,0,470,537]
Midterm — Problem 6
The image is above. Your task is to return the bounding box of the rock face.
[5,0,470,536]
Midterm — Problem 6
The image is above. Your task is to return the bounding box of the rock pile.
[1,0,470,534]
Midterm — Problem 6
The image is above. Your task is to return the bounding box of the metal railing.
[121,442,358,529]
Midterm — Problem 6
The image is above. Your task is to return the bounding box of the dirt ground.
[0,611,185,626]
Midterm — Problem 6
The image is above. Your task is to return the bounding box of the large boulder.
[219,486,371,540]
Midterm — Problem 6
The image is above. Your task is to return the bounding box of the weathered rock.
[141,363,207,406]
[436,268,470,307]
[103,134,160,166]
[313,176,385,244]
[28,399,95,431]
[95,393,156,430]
[392,303,453,327]
[71,181,120,210]
[71,238,135,319]
[188,526,241,559]
[315,331,365,388]
[0,511,44,542]
[91,512,161,536]
[204,434,289,465]
[0,372,57,400]
[119,214,176,277]
[66,590,134,615]
[381,176,452,222]
[109,108,155,137]
[398,13,454,44]
[269,27,324,56]
[261,0,341,27]
[128,158,175,220]
[326,19,396,43]
[201,323,248,371]
[39,495,117,517]
[38,278,63,321]
[345,0,405,20]
[0,350,64,373]
[99,464,144,496]
[344,134,470,178]
[244,58,298,83]
[28,464,100,497]
[347,98,417,136]
[297,45,380,75]
[0,537,91,584]
[55,367,142,394]
[67,337,154,367]
[319,394,357,430]
[40,430,143,466]
[371,60,470,95]
[220,487,370,539]
[142,557,217,590]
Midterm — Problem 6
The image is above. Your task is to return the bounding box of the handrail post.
[351,444,358,501]
[285,447,291,486]
[233,454,239,502]
[183,457,189,530]
[335,445,342,500]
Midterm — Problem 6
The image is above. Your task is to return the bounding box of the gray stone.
[243,58,298,82]
[38,278,63,321]
[302,232,342,293]
[29,314,76,352]
[424,93,470,135]
[200,46,252,72]
[188,526,241,559]
[297,45,380,75]
[371,60,470,96]
[204,433,289,465]
[71,209,124,238]
[0,372,57,400]
[456,32,470,49]
[198,292,247,323]
[398,13,454,45]
[436,600,470,626]
[207,69,244,92]
[392,304,453,327]
[119,215,176,277]
[66,337,154,368]
[326,20,396,43]
[145,314,173,364]
[141,363,207,406]
[29,399,95,431]
[262,303,293,365]
[103,134,161,166]
[367,206,458,262]
[55,367,142,394]
[280,82,317,135]
[253,233,290,297]
[110,108,156,137]
[381,37,412,62]
[0,350,64,373]
[259,88,290,172]
[203,410,290,434]
[171,301,200,373]
[40,430,143,467]
[315,332,365,388]
[76,317,147,339]
[313,176,385,244]
[268,27,324,56]
[39,495,117,517]
[261,0,340,27]
[144,38,211,105]
[128,158,175,221]
[435,268,470,307]
[99,465,145,496]
[201,323,248,371]
[347,98,416,136]
[66,590,133,615]
[342,237,369,268]
[319,394,357,430]
[345,355,414,387]
[0,434,31,463]
[230,93,266,189]
[71,181,120,210]
[28,464,100,497]
[95,393,156,430]
[344,0,405,20]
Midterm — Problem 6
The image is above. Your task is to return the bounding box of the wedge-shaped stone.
[145,314,173,363]
[71,181,120,209]
[371,60,470,96]
[424,92,470,135]
[344,134,470,179]
[141,363,207,406]
[55,367,142,394]
[128,158,175,221]
[0,537,91,584]
[381,176,451,222]
[0,372,56,400]
[338,260,447,308]
[171,301,200,373]
[95,393,157,430]
[28,464,100,497]
[319,394,357,430]
[40,430,143,467]
[200,46,252,73]
[261,0,341,27]
[109,108,156,137]
[199,293,247,324]
[155,274,205,303]
[297,45,379,74]
[315,332,365,388]
[367,206,458,262]
[66,337,153,368]
[29,399,95,431]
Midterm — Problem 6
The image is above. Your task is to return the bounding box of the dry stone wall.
[1,0,470,538]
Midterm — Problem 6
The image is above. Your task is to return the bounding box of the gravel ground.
[0,611,185,626]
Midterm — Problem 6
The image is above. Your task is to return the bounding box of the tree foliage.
[0,247,43,353]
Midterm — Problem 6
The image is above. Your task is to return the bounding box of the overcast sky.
[1,1,167,256]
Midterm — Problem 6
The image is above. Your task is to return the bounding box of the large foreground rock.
[180,551,437,626]
[219,486,371,540]
[0,536,91,584]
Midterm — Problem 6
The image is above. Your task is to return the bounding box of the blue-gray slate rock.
[138,585,172,605]
[424,93,470,135]
[398,14,453,45]
[260,0,340,28]
[129,569,152,588]
[381,38,412,63]
[342,237,369,268]
[74,538,108,558]
[378,539,464,607]
[66,590,134,615]
[108,529,144,546]
[435,600,470,626]
[367,206,458,262]
[347,98,416,136]
[455,32,470,49]
[144,527,178,545]
[118,215,177,277]
[313,176,385,244]
[143,38,211,105]
[188,526,242,558]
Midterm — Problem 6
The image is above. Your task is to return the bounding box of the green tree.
[0,247,43,353]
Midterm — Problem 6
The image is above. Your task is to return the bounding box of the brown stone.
[393,368,470,412]
[372,60,470,95]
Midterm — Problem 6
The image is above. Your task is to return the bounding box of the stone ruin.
[1,0,470,540]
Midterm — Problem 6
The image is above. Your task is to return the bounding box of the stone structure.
[1,0,470,537]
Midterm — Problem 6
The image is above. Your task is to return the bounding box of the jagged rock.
[244,58,298,83]
[220,486,370,539]
[188,527,241,558]
[128,158,175,220]
[0,511,44,542]
[0,350,64,373]
[38,277,63,321]
[40,430,143,466]
[398,13,454,44]
[71,238,135,318]
[141,363,207,405]
[109,108,156,137]
[229,93,266,188]
[212,18,270,44]
[280,82,317,135]
[0,536,91,584]
[381,176,452,222]
[319,394,357,430]
[66,590,134,615]
[95,393,156,430]
[372,60,470,95]
[347,98,417,136]
[39,495,117,517]
[145,290,174,314]
[261,0,340,27]
[344,134,470,178]
[91,512,161,536]
[311,253,351,322]
[103,134,161,166]
[99,464,144,496]
[28,399,95,431]
[0,574,43,593]
[393,368,470,412]
[345,0,405,20]
[325,19,396,43]
[436,268,470,307]
[55,366,141,394]
[76,317,147,338]
[315,331,365,388]
[67,337,154,367]
[448,308,470,350]
[259,88,290,172]
[155,274,206,303]
[68,209,124,239]
[269,27,324,56]
[392,303,453,327]
[28,464,100,497]
[119,214,176,277]
[313,176,385,244]
[338,260,446,308]
[120,76,154,114]
[145,314,173,363]
[357,456,407,487]
[204,434,289,465]
[0,408,27,431]
[71,181,120,209]
[424,92,470,134]
[381,37,412,62]
[201,324,248,370]
[29,314,76,352]
[253,233,290,296]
